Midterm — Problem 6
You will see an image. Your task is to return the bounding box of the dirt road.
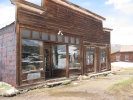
[0,66,133,100]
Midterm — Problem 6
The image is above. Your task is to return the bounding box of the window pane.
[50,34,56,41]
[70,37,75,44]
[32,31,40,39]
[53,45,66,69]
[58,35,62,42]
[76,38,80,44]
[22,39,43,74]
[69,45,80,68]
[65,36,69,43]
[42,32,48,40]
[22,29,30,38]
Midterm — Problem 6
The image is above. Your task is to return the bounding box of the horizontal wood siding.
[17,0,110,44]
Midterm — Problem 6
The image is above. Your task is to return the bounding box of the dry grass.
[106,78,133,100]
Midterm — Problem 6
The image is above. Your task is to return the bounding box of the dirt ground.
[0,66,133,100]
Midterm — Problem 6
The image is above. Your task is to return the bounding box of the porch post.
[66,44,69,77]
[94,47,101,73]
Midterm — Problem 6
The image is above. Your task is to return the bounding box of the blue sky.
[0,0,133,45]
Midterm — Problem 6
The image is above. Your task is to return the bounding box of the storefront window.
[53,45,66,69]
[86,47,95,65]
[22,39,43,73]
[69,45,80,68]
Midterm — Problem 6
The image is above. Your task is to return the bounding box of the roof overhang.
[103,28,113,32]
[52,0,106,21]
[10,0,47,14]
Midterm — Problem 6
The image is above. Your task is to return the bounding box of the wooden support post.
[66,44,69,78]
[41,0,46,7]
[15,6,21,86]
[80,38,84,75]
[108,47,111,70]
[83,46,86,74]
[43,42,46,80]
[94,47,101,73]
[97,47,101,72]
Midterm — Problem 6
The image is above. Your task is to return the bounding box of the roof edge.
[103,27,113,32]
[51,0,106,21]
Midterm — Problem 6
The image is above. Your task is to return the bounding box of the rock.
[82,75,90,80]
[73,82,78,86]
[0,82,19,97]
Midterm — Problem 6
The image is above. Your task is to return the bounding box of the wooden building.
[0,0,112,87]
[111,45,133,62]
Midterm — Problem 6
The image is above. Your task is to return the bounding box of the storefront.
[0,0,112,87]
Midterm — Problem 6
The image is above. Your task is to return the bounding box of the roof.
[52,0,106,21]
[120,45,133,52]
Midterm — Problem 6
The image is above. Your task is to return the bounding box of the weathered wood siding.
[17,0,109,44]
[0,23,17,87]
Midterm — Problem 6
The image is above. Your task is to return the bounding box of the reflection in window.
[53,45,66,69]
[86,47,95,65]
[22,29,31,38]
[22,39,43,73]
[69,45,80,68]
[100,48,106,63]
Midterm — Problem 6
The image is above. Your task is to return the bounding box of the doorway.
[44,44,67,79]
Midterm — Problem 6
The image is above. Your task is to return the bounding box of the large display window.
[22,39,43,73]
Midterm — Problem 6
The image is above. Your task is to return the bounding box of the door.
[45,44,52,79]
[84,46,95,73]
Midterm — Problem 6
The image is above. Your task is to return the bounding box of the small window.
[32,31,40,39]
[65,36,69,43]
[70,37,75,44]
[22,29,31,38]
[42,32,48,40]
[58,35,62,42]
[76,38,80,44]
[125,55,129,61]
[50,34,56,41]
[116,55,120,61]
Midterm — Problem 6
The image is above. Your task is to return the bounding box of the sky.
[0,0,133,45]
